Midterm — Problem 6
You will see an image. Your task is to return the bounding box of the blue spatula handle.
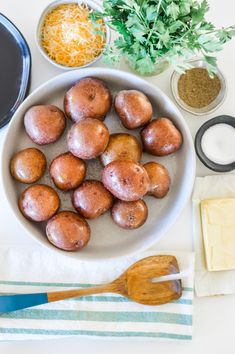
[0,293,48,313]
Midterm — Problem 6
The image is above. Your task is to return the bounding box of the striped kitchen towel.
[0,246,194,341]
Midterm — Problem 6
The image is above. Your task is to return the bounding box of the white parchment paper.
[193,174,235,297]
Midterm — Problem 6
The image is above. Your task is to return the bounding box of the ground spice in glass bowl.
[171,59,227,115]
[178,68,221,108]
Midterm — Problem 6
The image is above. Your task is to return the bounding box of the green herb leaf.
[204,55,217,67]
[112,20,131,42]
[166,2,180,20]
[192,0,209,25]
[179,0,191,16]
[198,34,222,52]
[217,26,235,43]
[203,56,217,77]
[126,14,139,28]
[159,30,171,47]
[131,55,155,75]
[200,22,215,31]
[169,20,184,33]
[146,5,158,22]
[154,20,166,34]
[129,26,147,42]
[103,47,121,66]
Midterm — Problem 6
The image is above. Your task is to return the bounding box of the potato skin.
[143,162,171,198]
[19,184,60,222]
[115,90,152,129]
[10,148,46,183]
[64,78,112,123]
[111,199,148,229]
[67,118,109,159]
[72,180,113,219]
[100,133,142,166]
[102,160,150,201]
[24,105,66,145]
[46,211,91,251]
[50,152,86,191]
[141,118,183,156]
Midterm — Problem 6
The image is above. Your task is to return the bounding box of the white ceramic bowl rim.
[1,67,196,262]
[36,0,111,70]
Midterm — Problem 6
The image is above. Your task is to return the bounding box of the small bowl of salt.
[195,115,235,172]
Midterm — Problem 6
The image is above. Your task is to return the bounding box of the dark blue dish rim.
[0,13,31,129]
[195,115,235,172]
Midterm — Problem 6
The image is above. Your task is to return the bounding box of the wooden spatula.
[0,255,182,313]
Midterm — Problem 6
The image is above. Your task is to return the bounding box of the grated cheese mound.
[40,3,106,67]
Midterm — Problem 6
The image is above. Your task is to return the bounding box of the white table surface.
[0,0,235,352]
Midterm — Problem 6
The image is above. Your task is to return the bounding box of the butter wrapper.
[192,174,235,297]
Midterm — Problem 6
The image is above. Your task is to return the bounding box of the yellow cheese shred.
[40,3,106,67]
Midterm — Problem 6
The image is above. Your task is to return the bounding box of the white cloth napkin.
[193,174,235,297]
[0,245,194,341]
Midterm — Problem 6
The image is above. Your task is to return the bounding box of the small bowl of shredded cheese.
[36,0,110,70]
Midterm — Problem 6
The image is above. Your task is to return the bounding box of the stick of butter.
[200,198,235,272]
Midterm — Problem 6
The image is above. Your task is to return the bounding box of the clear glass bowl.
[127,56,170,76]
[171,59,227,116]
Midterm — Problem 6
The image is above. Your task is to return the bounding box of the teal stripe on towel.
[0,280,193,292]
[0,327,192,340]
[0,310,192,325]
[70,296,192,305]
[0,280,94,288]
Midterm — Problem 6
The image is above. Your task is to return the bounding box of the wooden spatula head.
[112,255,182,305]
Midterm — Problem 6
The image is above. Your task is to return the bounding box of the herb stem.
[118,3,148,28]
[146,0,163,46]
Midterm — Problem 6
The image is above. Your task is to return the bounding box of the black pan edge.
[0,13,31,128]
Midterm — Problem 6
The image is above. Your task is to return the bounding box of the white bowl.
[36,0,111,70]
[1,68,196,261]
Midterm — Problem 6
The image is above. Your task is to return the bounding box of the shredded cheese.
[40,3,106,67]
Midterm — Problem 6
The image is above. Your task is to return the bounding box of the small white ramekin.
[36,0,110,70]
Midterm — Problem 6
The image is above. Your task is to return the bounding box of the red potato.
[141,118,183,156]
[100,133,142,166]
[72,180,113,219]
[111,199,148,229]
[64,78,112,123]
[102,160,150,201]
[46,211,91,251]
[24,105,66,145]
[143,161,171,198]
[114,90,153,129]
[50,152,86,191]
[19,184,60,222]
[67,118,109,159]
[10,148,46,184]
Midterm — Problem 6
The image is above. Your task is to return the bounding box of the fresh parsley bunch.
[90,0,235,75]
